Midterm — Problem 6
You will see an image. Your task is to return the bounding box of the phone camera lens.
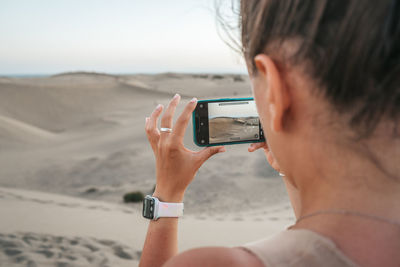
[201,139,205,144]
[200,122,204,126]
[199,104,204,108]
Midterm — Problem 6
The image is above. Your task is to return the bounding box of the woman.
[140,0,400,266]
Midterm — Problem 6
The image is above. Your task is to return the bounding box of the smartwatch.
[142,195,184,220]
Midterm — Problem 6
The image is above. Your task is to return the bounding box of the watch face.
[142,196,155,220]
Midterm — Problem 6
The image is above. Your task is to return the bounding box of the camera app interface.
[208,100,261,144]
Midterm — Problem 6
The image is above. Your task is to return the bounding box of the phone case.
[192,97,265,147]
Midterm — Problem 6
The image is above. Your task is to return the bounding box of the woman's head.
[239,0,399,138]
[217,0,400,205]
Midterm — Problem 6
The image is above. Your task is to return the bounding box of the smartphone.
[192,98,265,146]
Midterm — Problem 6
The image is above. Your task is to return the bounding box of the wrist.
[153,189,184,203]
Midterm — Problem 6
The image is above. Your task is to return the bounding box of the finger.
[172,97,197,141]
[145,104,163,149]
[196,146,225,163]
[266,151,280,172]
[148,104,163,130]
[248,142,267,152]
[267,153,280,168]
[145,117,157,152]
[160,94,181,132]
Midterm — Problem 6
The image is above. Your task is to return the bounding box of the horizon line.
[1,70,248,78]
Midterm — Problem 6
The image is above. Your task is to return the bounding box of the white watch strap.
[155,200,184,219]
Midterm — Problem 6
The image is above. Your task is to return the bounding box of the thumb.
[197,146,225,163]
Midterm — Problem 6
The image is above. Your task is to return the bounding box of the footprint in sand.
[4,248,23,256]
[122,210,133,214]
[57,202,80,208]
[0,232,141,266]
[113,245,133,260]
[35,249,54,258]
[86,205,112,211]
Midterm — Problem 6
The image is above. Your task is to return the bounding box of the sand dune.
[0,115,56,146]
[0,72,291,266]
[0,72,285,211]
[0,186,293,266]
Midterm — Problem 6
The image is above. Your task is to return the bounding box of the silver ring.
[279,172,285,177]
[160,127,172,133]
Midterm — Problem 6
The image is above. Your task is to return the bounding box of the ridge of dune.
[51,71,118,79]
[0,115,55,143]
[0,77,13,84]
[118,78,193,98]
[118,78,153,89]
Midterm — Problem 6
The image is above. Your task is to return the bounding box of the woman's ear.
[254,54,290,132]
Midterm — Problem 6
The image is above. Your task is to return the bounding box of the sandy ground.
[0,72,293,266]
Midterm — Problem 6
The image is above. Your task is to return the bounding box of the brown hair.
[220,0,400,137]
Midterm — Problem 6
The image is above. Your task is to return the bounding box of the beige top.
[242,229,359,267]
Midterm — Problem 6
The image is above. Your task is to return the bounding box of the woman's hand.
[248,142,282,173]
[145,94,225,202]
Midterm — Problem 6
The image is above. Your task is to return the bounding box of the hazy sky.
[0,0,246,75]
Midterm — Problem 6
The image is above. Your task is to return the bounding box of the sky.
[0,0,246,75]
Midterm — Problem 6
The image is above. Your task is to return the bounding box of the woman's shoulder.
[164,229,359,267]
[164,246,264,267]
[241,229,359,267]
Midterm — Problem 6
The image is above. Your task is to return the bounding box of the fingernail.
[190,97,197,103]
[145,117,149,122]
[173,93,180,99]
[156,104,162,110]
[219,147,226,153]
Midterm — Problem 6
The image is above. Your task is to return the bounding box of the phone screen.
[208,100,260,144]
[193,98,264,146]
